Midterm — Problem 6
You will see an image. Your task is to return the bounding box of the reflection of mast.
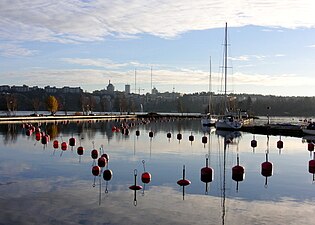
[221,136,227,225]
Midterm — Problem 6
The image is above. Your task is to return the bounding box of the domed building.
[107,80,115,93]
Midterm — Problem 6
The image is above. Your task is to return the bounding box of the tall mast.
[224,22,228,113]
[134,68,137,94]
[150,66,153,94]
[208,56,212,114]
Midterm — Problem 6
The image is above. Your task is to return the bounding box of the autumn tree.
[47,95,58,115]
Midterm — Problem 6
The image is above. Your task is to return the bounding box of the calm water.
[0,118,314,225]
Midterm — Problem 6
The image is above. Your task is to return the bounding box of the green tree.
[47,95,58,115]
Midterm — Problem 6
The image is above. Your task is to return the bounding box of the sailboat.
[201,56,217,127]
[215,23,242,130]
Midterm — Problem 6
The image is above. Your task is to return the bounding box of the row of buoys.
[91,148,112,188]
[251,137,283,150]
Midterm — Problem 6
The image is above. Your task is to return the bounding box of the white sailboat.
[201,56,217,127]
[215,23,242,130]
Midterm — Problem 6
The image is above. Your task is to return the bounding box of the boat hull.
[215,118,242,130]
[201,118,217,127]
[302,129,315,135]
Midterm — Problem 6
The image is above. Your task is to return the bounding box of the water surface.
[0,118,314,225]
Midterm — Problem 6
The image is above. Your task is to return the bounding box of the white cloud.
[0,43,37,57]
[1,62,314,96]
[0,0,315,43]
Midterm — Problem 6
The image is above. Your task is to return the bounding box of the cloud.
[0,0,315,43]
[1,62,314,95]
[0,43,37,57]
[62,58,159,70]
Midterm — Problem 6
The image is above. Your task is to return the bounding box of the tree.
[6,94,17,116]
[31,97,41,114]
[47,95,58,115]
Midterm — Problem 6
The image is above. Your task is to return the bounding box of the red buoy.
[189,133,194,143]
[232,155,245,192]
[91,149,98,159]
[308,143,314,152]
[98,157,107,168]
[53,140,59,149]
[69,137,76,147]
[277,140,283,149]
[309,152,315,174]
[61,142,68,151]
[129,185,142,190]
[92,166,101,176]
[124,129,130,135]
[309,160,315,172]
[232,165,245,182]
[261,162,273,177]
[77,146,84,155]
[308,152,315,181]
[103,169,113,181]
[35,132,42,141]
[41,135,48,145]
[177,133,182,142]
[101,153,109,161]
[177,165,191,186]
[251,139,257,148]
[201,158,213,183]
[129,169,143,190]
[141,172,151,184]
[141,160,151,184]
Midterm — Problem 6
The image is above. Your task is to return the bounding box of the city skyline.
[1,1,315,96]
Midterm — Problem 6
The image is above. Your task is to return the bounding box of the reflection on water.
[0,118,315,224]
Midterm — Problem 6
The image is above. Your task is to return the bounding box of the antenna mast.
[134,69,137,94]
[150,66,153,94]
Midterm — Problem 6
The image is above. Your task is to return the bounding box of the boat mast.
[134,68,137,94]
[150,66,153,94]
[208,56,212,114]
[224,22,228,113]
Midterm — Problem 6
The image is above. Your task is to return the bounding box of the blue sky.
[1,0,315,96]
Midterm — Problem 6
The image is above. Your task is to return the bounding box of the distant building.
[11,85,29,92]
[107,80,115,93]
[44,86,58,93]
[62,86,82,94]
[0,85,10,92]
[125,84,130,94]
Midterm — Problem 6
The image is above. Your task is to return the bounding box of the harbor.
[0,112,312,138]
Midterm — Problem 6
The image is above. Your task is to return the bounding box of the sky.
[0,0,315,97]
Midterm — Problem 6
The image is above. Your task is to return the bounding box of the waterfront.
[0,118,315,224]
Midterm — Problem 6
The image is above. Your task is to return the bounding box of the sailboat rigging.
[215,23,242,130]
[201,56,217,127]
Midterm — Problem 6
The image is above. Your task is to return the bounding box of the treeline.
[1,90,315,116]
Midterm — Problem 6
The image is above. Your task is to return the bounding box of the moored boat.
[215,23,242,131]
[303,122,315,135]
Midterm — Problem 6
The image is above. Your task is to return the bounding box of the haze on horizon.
[0,0,315,97]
